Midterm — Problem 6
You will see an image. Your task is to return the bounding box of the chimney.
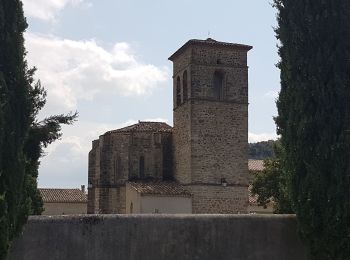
[81,185,85,193]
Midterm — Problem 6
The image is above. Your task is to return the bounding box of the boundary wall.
[8,214,307,260]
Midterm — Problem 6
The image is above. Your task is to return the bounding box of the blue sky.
[22,0,280,188]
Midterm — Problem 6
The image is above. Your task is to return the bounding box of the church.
[87,38,252,214]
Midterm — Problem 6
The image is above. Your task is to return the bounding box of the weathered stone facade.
[170,39,252,213]
[189,185,248,214]
[88,38,252,214]
[88,122,172,213]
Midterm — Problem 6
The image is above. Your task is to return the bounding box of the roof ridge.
[39,188,87,203]
[127,181,192,198]
[105,121,172,135]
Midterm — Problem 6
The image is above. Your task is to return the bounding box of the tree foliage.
[0,1,77,258]
[251,141,293,214]
[274,0,350,258]
[248,140,276,159]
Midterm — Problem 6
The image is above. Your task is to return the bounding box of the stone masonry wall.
[173,102,192,184]
[191,46,248,67]
[128,132,169,180]
[190,64,248,103]
[88,132,131,213]
[87,144,96,213]
[172,41,250,213]
[92,188,100,213]
[88,129,172,214]
[172,48,192,83]
[87,140,100,214]
[189,185,248,214]
[101,133,131,184]
[190,100,248,185]
[109,187,126,214]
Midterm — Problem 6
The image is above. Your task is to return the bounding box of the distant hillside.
[249,140,276,159]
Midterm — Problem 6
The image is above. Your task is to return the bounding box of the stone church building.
[88,38,252,214]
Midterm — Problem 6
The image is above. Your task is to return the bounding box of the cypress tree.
[274,0,350,259]
[0,1,31,257]
[0,1,77,258]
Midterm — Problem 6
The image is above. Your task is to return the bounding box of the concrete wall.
[126,184,141,214]
[42,202,87,215]
[140,196,192,214]
[248,205,274,214]
[9,215,307,260]
[126,183,192,214]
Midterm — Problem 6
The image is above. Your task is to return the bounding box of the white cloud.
[248,132,278,143]
[24,31,170,188]
[22,0,87,21]
[24,33,169,114]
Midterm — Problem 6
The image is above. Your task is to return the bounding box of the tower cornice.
[169,38,252,61]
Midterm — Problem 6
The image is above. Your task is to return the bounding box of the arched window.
[182,70,188,102]
[176,76,181,106]
[213,71,224,100]
[139,156,145,178]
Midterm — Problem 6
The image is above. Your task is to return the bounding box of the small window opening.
[139,156,145,178]
[176,76,181,106]
[183,70,188,102]
[213,71,224,100]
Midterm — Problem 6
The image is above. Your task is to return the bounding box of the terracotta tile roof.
[39,188,87,203]
[106,121,172,134]
[128,181,192,198]
[248,159,265,172]
[169,38,253,61]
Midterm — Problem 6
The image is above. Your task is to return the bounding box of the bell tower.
[169,38,252,213]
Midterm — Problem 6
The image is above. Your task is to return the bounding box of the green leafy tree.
[0,1,77,258]
[251,141,293,214]
[274,0,350,259]
[249,140,276,160]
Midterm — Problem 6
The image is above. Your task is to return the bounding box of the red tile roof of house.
[248,159,265,172]
[107,121,172,134]
[128,181,192,198]
[39,188,87,203]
